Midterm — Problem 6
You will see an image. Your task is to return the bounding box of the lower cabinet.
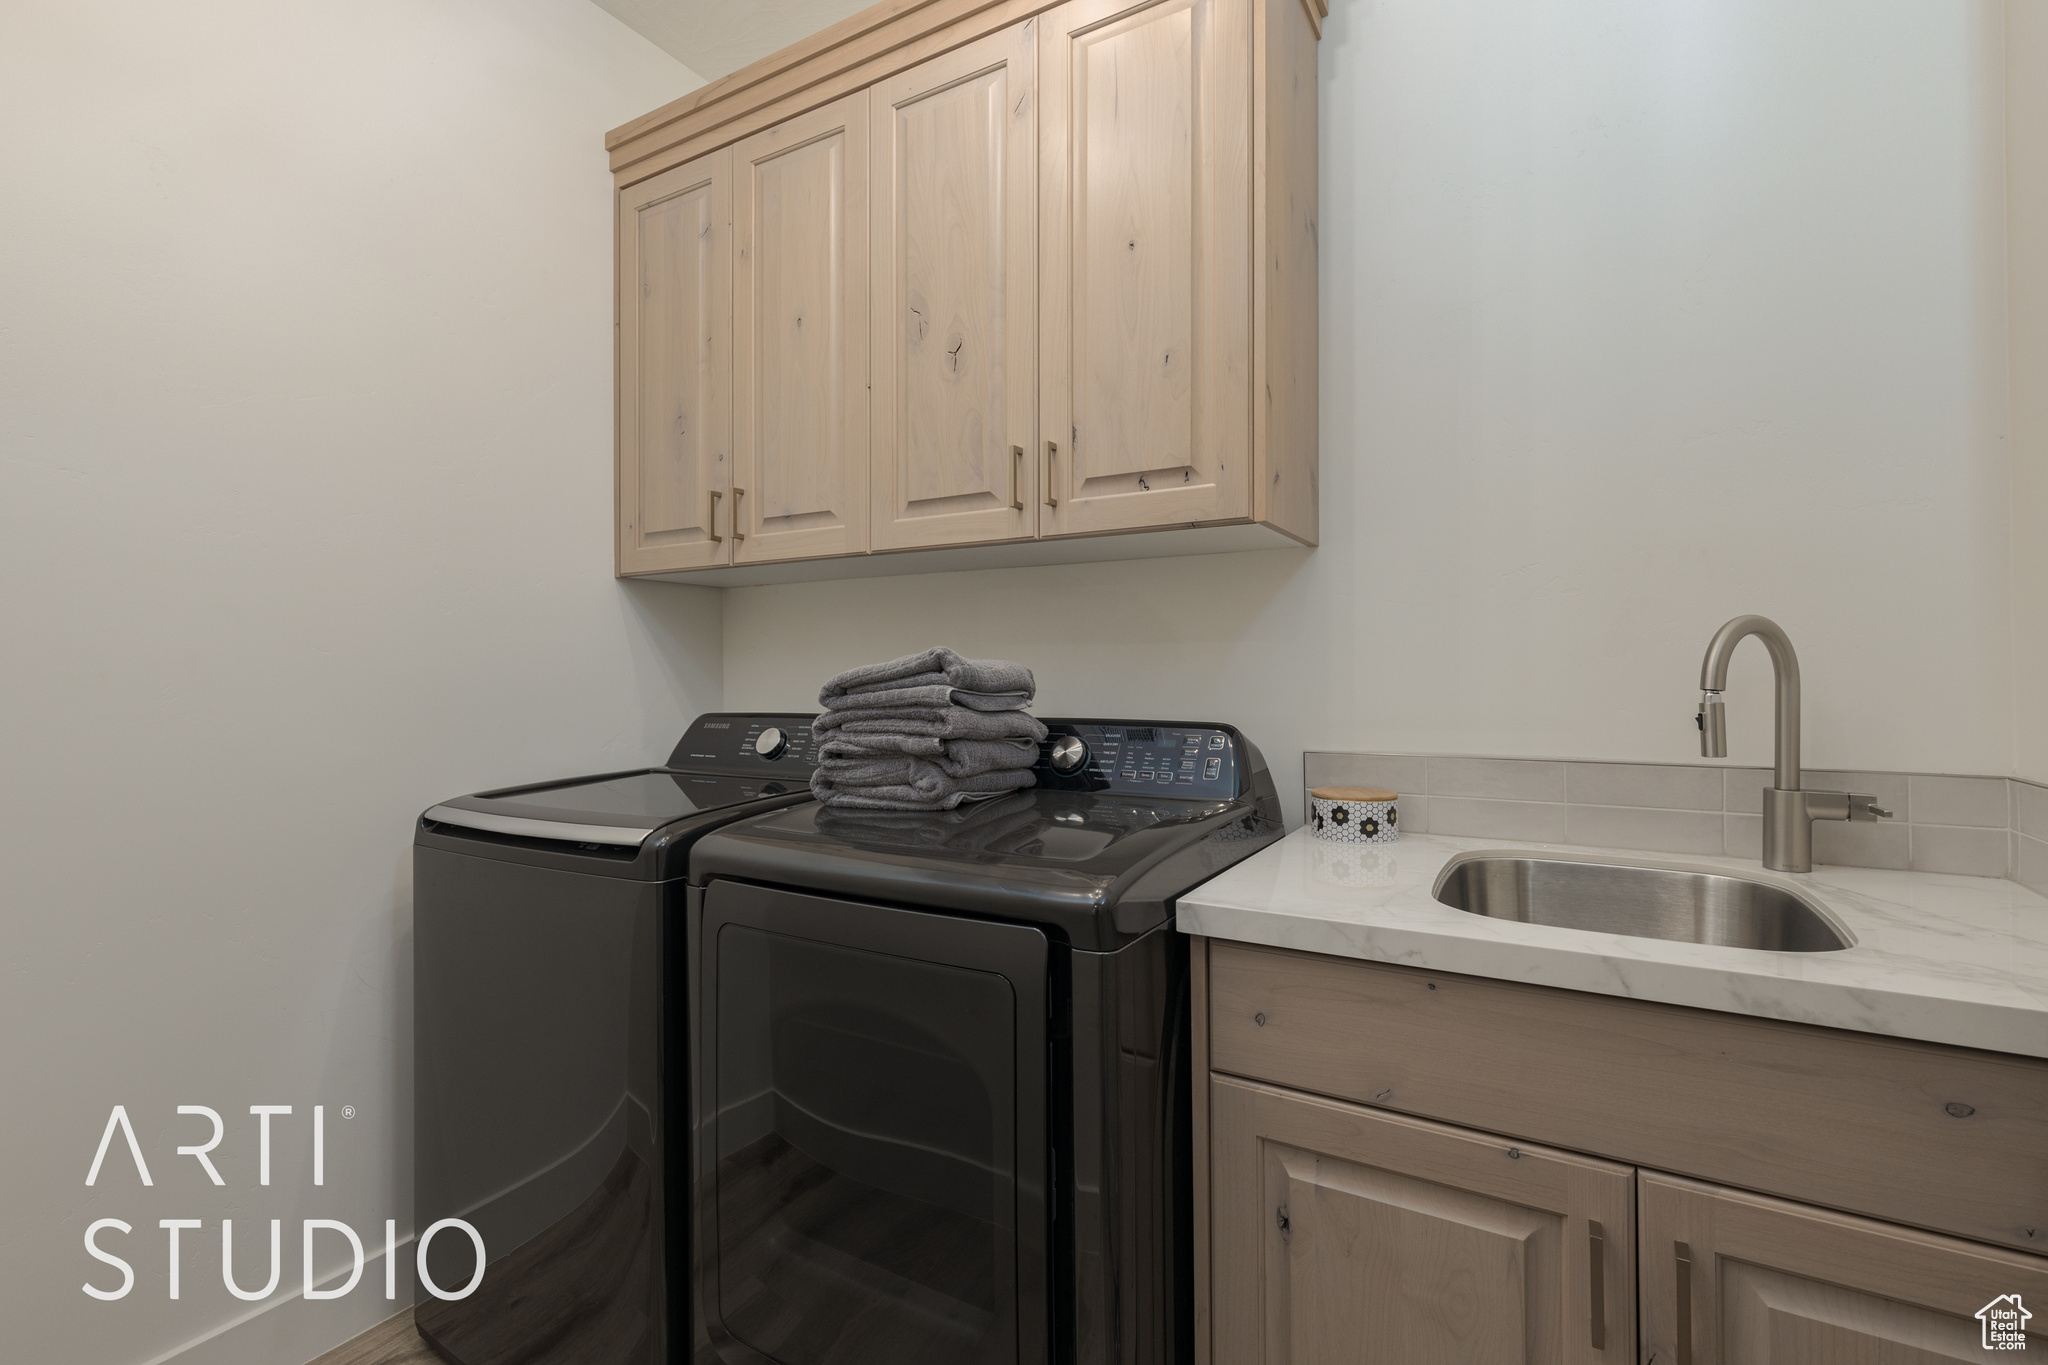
[1211,1076,1634,1364]
[1208,1076,2048,1363]
[1197,942,2048,1365]
[1639,1173,2048,1364]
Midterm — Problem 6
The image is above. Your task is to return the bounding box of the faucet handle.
[1848,793,1893,822]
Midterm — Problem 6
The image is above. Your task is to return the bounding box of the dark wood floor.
[310,1309,434,1365]
[311,1145,650,1365]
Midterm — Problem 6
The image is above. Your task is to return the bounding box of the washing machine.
[684,720,1284,1365]
[412,713,820,1365]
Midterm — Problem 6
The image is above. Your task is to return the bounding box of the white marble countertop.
[1178,829,2048,1058]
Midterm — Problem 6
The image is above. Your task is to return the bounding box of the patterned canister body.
[1309,786,1400,843]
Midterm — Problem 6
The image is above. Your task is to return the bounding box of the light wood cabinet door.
[732,94,870,564]
[1639,1172,2048,1365]
[1211,1075,1635,1365]
[869,22,1037,551]
[617,150,732,574]
[1038,0,1253,537]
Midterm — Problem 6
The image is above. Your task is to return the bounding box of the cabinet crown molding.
[607,0,1064,184]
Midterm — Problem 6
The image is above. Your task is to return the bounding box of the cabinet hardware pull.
[732,487,745,542]
[1675,1241,1693,1365]
[1011,445,1026,511]
[1588,1221,1606,1350]
[1044,441,1059,509]
[708,488,723,544]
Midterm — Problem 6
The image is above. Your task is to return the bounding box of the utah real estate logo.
[1980,1294,2033,1352]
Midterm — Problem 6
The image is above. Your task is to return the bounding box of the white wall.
[2012,2,2048,786]
[724,0,2018,821]
[591,0,877,80]
[0,3,712,1362]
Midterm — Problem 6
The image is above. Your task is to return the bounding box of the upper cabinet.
[731,95,871,565]
[870,26,1038,551]
[617,150,731,575]
[1039,0,1250,536]
[606,0,1325,585]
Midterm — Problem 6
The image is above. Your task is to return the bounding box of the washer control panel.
[667,713,821,774]
[1039,723,1238,798]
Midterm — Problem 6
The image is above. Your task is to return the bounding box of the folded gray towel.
[823,682,1032,713]
[810,764,1037,811]
[816,754,1035,792]
[820,647,1035,705]
[814,706,1048,743]
[819,735,1038,772]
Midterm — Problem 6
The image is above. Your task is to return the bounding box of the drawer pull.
[732,487,745,542]
[1044,441,1059,509]
[1588,1220,1607,1350]
[708,488,723,543]
[1011,445,1026,512]
[1676,1241,1693,1365]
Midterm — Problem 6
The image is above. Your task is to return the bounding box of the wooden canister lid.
[1311,786,1398,802]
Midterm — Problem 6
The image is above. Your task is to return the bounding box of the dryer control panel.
[1037,722,1240,798]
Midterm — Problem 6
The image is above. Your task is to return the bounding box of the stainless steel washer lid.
[425,769,803,848]
[421,804,655,847]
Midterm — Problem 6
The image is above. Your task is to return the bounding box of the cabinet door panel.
[618,150,731,574]
[871,23,1037,550]
[1041,0,1252,536]
[1212,1075,1632,1365]
[733,95,870,564]
[1639,1172,2048,1365]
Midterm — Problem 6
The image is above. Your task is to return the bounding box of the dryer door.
[695,882,1050,1365]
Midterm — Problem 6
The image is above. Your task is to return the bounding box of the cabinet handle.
[1675,1241,1693,1365]
[1587,1221,1606,1350]
[1044,440,1059,509]
[1011,445,1026,511]
[732,487,745,542]
[708,488,723,543]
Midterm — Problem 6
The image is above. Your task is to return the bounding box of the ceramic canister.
[1309,786,1400,843]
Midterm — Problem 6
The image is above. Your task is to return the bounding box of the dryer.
[684,720,1284,1365]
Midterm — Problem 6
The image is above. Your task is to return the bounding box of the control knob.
[754,727,788,760]
[1048,735,1089,774]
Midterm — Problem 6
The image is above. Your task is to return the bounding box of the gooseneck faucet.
[1698,615,1891,873]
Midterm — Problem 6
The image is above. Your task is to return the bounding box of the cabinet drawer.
[1207,941,2048,1254]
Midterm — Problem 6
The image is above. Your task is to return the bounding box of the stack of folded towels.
[811,646,1045,811]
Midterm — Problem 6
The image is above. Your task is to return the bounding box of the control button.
[1121,769,1137,780]
[1204,757,1222,779]
[754,727,788,759]
[1156,772,1173,784]
[1179,759,1195,771]
[1208,735,1226,749]
[1049,735,1090,774]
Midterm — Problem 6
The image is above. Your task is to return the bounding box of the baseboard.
[141,1242,416,1365]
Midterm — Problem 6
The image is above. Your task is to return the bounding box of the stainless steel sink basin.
[1432,851,1852,952]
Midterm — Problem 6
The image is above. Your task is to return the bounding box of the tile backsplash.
[1303,752,2048,897]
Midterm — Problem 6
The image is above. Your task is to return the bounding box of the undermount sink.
[1432,852,1853,952]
